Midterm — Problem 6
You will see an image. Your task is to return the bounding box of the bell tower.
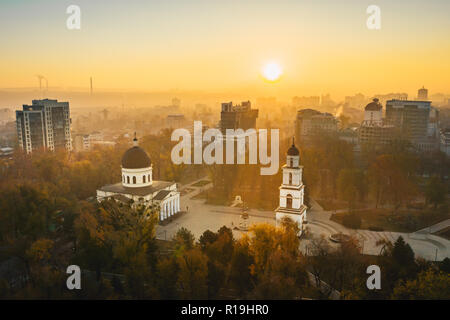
[275,138,307,236]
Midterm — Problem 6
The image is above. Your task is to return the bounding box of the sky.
[1,0,449,100]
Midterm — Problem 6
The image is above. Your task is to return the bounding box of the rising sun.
[262,62,282,81]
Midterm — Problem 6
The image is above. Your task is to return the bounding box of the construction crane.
[35,75,48,97]
[36,74,44,91]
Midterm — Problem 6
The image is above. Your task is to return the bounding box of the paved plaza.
[156,178,450,261]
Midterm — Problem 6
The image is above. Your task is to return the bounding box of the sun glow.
[262,62,282,81]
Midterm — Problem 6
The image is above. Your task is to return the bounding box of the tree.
[379,236,418,293]
[425,176,446,209]
[198,230,218,250]
[177,248,208,299]
[229,242,254,296]
[392,269,450,299]
[174,227,195,253]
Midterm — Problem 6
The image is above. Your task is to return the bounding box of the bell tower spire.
[133,132,138,147]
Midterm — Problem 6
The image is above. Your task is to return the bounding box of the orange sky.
[1,0,449,100]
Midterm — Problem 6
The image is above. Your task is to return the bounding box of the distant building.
[359,99,395,149]
[344,93,366,108]
[295,109,337,143]
[292,96,320,108]
[89,131,104,142]
[374,93,408,106]
[418,86,429,101]
[166,114,186,129]
[275,141,307,236]
[220,101,258,134]
[73,134,91,152]
[386,99,435,151]
[440,129,450,157]
[16,99,72,154]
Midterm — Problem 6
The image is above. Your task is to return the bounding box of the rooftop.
[98,180,174,197]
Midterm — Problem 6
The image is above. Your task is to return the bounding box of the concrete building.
[295,109,337,143]
[359,98,395,149]
[385,99,435,151]
[16,99,72,154]
[219,101,258,134]
[73,134,91,152]
[96,135,181,222]
[166,114,186,129]
[275,140,307,236]
[344,93,366,109]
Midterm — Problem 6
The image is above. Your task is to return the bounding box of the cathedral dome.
[121,138,151,169]
[365,98,382,111]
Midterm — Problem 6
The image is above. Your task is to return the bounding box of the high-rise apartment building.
[16,99,72,154]
[385,99,431,142]
[219,101,258,134]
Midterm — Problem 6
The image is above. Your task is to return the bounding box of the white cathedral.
[96,135,181,222]
[275,140,308,236]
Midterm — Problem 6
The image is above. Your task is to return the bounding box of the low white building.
[275,140,307,236]
[96,135,181,222]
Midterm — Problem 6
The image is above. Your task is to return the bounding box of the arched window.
[148,174,151,182]
[127,176,130,184]
[133,176,136,184]
[290,158,294,167]
[286,194,293,209]
[288,173,292,185]
[143,175,146,183]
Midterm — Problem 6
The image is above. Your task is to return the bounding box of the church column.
[170,199,174,216]
[176,197,180,213]
[165,202,168,219]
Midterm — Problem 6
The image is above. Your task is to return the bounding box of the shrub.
[342,213,362,229]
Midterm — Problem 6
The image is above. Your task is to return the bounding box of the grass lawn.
[434,227,450,241]
[316,199,366,211]
[191,180,211,187]
[331,207,450,233]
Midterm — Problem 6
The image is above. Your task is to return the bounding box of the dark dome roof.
[122,146,151,169]
[365,98,382,111]
[287,144,300,156]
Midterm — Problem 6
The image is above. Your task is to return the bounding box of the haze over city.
[0,0,449,305]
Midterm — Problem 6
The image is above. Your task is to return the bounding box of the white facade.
[275,144,307,236]
[122,166,153,187]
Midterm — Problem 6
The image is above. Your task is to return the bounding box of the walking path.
[306,198,449,261]
[157,181,449,261]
